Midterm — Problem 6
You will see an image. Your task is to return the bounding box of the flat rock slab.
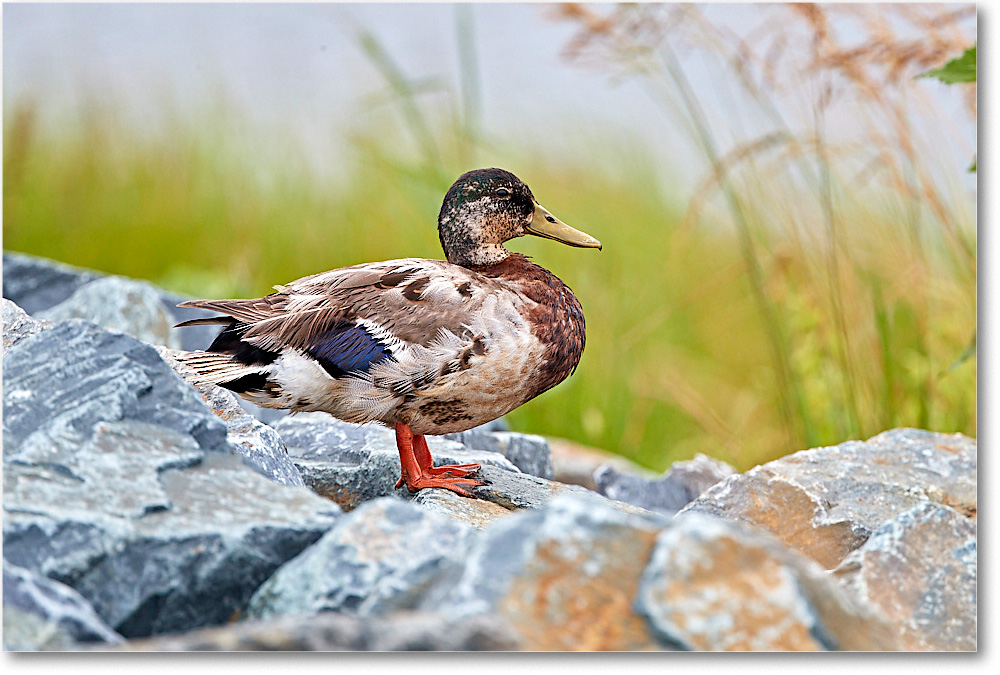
[636,514,898,651]
[247,498,475,620]
[114,611,520,651]
[832,501,977,651]
[681,428,976,568]
[421,492,669,651]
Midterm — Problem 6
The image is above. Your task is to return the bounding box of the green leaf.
[969,155,977,173]
[920,45,976,84]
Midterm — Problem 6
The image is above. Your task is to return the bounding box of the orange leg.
[393,423,484,497]
[412,433,481,478]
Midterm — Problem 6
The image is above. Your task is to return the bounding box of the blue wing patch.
[306,323,394,377]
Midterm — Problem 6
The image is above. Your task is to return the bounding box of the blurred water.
[2,3,976,190]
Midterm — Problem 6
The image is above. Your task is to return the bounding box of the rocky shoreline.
[2,252,977,651]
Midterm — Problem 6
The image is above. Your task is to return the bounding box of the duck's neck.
[445,242,511,267]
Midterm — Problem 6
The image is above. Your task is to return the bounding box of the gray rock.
[420,492,668,650]
[595,453,736,514]
[2,298,51,356]
[5,423,340,638]
[446,428,553,479]
[411,489,515,530]
[2,251,99,315]
[468,463,660,518]
[275,414,519,510]
[115,610,520,651]
[38,276,181,348]
[157,345,302,486]
[832,502,977,651]
[4,319,341,638]
[636,513,898,651]
[3,561,124,646]
[247,498,475,620]
[3,319,231,459]
[680,428,976,569]
[4,605,80,651]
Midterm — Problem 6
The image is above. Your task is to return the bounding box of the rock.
[4,606,80,651]
[636,514,898,651]
[412,489,514,530]
[446,427,553,479]
[680,429,976,569]
[548,437,655,490]
[157,345,303,486]
[275,414,519,510]
[247,498,475,620]
[4,319,341,639]
[3,561,124,646]
[5,426,340,639]
[832,502,977,651]
[2,298,51,356]
[3,319,231,458]
[595,453,737,514]
[115,611,520,651]
[421,492,668,651]
[37,276,181,348]
[2,251,99,315]
[467,464,658,518]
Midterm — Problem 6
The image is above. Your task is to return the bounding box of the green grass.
[3,94,975,472]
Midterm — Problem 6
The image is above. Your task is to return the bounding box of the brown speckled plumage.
[472,253,586,398]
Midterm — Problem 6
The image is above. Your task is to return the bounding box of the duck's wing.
[177,258,511,367]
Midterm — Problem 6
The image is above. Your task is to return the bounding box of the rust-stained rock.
[680,429,976,568]
[636,514,898,651]
[832,502,977,651]
[422,493,667,651]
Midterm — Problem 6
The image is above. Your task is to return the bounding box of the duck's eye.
[494,188,511,198]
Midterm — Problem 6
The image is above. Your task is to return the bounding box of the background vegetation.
[3,4,976,471]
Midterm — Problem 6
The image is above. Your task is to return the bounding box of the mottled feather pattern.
[175,256,560,433]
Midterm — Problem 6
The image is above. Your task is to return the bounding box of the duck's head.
[438,168,602,267]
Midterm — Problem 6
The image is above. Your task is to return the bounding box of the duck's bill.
[527,203,602,250]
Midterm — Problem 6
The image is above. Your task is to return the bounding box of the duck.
[174,168,601,497]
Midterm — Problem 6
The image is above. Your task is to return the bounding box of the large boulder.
[832,501,977,651]
[420,492,668,651]
[680,429,976,569]
[246,498,476,620]
[635,514,897,651]
[3,314,341,638]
